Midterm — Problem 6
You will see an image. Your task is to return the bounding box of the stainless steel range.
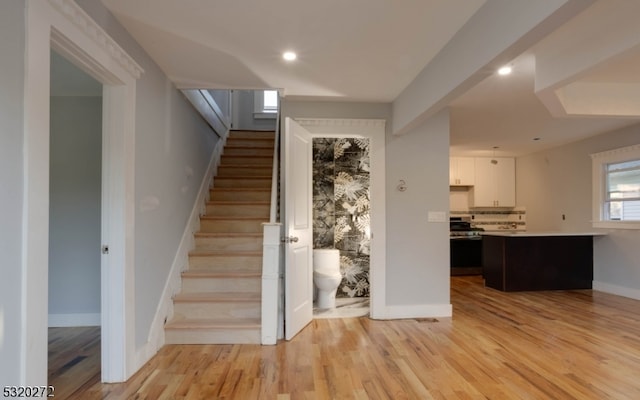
[450,218,483,275]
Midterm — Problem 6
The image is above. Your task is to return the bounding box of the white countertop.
[482,231,607,237]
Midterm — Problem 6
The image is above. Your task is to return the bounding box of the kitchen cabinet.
[470,157,515,207]
[449,157,475,186]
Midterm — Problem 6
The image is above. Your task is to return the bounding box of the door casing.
[283,118,387,323]
[23,0,142,384]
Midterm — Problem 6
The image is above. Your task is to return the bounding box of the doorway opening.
[285,118,386,326]
[48,49,103,391]
[311,137,371,319]
[24,2,141,382]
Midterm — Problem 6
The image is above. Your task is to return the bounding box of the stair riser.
[224,148,273,157]
[210,190,270,202]
[217,166,272,177]
[173,302,260,319]
[165,328,260,344]
[206,204,270,217]
[181,277,260,293]
[228,131,275,139]
[221,156,272,165]
[214,178,272,188]
[226,138,274,148]
[194,236,262,252]
[199,219,265,233]
[189,255,262,270]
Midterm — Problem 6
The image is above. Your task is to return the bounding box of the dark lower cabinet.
[450,238,483,275]
[482,235,594,291]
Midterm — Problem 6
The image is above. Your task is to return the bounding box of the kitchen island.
[482,231,605,292]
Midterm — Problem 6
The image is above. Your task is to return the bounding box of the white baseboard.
[593,280,640,301]
[134,133,227,371]
[370,303,452,320]
[48,313,101,327]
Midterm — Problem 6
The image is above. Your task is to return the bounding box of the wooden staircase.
[164,130,275,344]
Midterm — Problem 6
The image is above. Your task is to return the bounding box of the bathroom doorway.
[312,137,371,319]
[288,118,386,318]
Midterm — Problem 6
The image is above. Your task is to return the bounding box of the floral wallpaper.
[312,138,370,298]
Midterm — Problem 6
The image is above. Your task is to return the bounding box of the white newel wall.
[261,223,283,344]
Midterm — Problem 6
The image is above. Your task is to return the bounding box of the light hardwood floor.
[49,276,640,399]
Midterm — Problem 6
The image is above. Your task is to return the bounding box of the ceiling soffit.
[534,1,640,119]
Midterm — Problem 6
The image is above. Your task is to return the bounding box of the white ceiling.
[99,0,640,157]
[101,0,485,101]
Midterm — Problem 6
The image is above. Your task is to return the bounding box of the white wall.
[207,90,231,124]
[75,0,219,347]
[282,100,452,316]
[386,109,451,310]
[49,96,102,326]
[516,123,640,295]
[0,0,25,388]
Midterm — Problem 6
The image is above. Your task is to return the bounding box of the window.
[263,90,278,113]
[605,160,640,220]
[253,90,278,119]
[591,144,640,229]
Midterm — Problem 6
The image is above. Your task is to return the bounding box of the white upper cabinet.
[449,157,475,186]
[470,157,515,207]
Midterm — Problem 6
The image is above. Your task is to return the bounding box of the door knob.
[281,236,299,243]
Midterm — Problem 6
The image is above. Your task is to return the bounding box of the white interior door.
[283,118,313,340]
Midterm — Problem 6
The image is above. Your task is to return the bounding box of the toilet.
[313,249,342,309]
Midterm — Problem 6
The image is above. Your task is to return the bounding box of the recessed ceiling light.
[498,65,512,76]
[283,51,297,61]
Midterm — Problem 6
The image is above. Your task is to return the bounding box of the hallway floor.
[49,276,640,399]
[48,326,101,399]
[313,297,369,319]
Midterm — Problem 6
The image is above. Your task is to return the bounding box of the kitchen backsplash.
[450,208,527,231]
[450,186,526,231]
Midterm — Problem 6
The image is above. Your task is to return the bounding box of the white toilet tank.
[313,249,340,274]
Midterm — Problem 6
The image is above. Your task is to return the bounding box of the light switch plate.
[428,211,447,222]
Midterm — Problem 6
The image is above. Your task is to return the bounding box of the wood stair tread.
[225,145,274,148]
[165,318,261,330]
[199,216,268,220]
[173,292,261,302]
[206,201,269,205]
[221,155,272,158]
[189,250,262,256]
[228,136,274,139]
[227,137,274,140]
[219,163,272,166]
[211,187,270,191]
[207,200,270,203]
[204,201,270,205]
[194,232,263,237]
[215,176,272,179]
[218,165,272,170]
[182,270,261,278]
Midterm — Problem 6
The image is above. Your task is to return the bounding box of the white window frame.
[591,143,640,229]
[253,89,278,119]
